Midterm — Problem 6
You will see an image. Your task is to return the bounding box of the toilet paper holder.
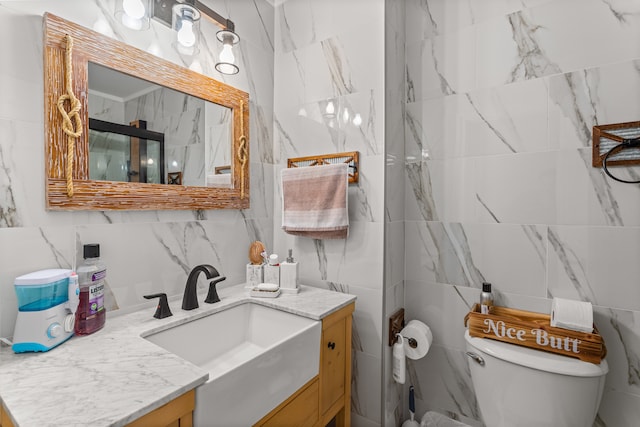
[396,333,418,349]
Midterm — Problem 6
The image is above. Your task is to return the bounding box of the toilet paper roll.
[550,297,593,333]
[400,320,433,360]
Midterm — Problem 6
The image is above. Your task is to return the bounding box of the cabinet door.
[126,390,194,427]
[321,316,346,412]
[256,378,319,427]
[1,405,14,427]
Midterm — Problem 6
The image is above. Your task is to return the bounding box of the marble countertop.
[0,284,356,427]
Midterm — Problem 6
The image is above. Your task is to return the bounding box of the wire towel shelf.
[287,151,359,184]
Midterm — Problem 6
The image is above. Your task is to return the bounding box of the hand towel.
[281,163,349,239]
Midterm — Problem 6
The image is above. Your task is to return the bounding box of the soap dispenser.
[280,249,299,294]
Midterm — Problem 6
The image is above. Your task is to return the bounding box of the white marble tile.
[462,222,547,295]
[405,0,553,41]
[597,390,640,427]
[348,154,384,223]
[405,27,476,102]
[0,15,45,124]
[0,119,79,229]
[475,0,640,89]
[274,221,384,291]
[74,218,252,312]
[348,285,383,358]
[547,226,640,312]
[526,0,640,76]
[352,350,383,425]
[405,158,476,224]
[274,47,307,111]
[224,0,275,53]
[406,77,548,162]
[405,222,485,288]
[548,59,640,151]
[405,221,547,296]
[464,78,549,155]
[386,153,405,222]
[385,221,405,287]
[409,345,480,423]
[274,0,334,54]
[474,151,556,225]
[592,307,640,398]
[404,280,476,351]
[554,148,640,228]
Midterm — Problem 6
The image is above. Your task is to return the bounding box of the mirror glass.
[87,63,232,188]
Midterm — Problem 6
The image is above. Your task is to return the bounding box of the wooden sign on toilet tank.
[483,318,581,353]
[464,304,606,364]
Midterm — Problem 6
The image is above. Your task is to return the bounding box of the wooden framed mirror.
[43,13,249,210]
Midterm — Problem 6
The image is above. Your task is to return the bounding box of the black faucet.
[143,293,173,319]
[182,264,226,310]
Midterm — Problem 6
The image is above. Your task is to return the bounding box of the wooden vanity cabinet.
[1,403,13,427]
[1,303,352,427]
[126,390,194,427]
[0,390,193,427]
[255,302,354,427]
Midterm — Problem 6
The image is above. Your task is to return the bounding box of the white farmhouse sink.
[144,302,321,426]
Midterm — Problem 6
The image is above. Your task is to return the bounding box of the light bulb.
[326,101,335,115]
[219,43,235,64]
[123,0,145,20]
[177,20,196,48]
[147,158,154,165]
[352,113,362,126]
[342,107,350,123]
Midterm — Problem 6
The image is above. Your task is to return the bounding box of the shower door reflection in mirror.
[88,118,165,184]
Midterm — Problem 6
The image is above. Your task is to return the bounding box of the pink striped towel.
[281,163,349,239]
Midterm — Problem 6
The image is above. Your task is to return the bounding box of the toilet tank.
[464,330,608,427]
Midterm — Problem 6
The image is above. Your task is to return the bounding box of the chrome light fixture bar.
[152,0,240,74]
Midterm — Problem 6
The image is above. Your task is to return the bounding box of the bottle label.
[92,269,106,282]
[88,282,105,315]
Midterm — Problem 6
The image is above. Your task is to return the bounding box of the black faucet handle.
[143,293,173,319]
[204,276,226,304]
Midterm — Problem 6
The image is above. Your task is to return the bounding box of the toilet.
[464,330,608,427]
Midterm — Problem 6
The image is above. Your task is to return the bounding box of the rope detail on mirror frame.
[56,34,83,198]
[238,101,248,199]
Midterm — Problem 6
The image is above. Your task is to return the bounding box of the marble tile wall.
[403,0,640,426]
[272,0,385,425]
[0,0,274,339]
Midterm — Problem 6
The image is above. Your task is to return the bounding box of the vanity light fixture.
[116,0,152,30]
[152,0,240,74]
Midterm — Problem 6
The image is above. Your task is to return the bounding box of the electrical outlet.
[388,308,405,346]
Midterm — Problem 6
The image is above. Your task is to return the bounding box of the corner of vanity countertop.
[238,284,357,321]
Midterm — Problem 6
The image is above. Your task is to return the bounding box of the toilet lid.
[465,330,608,377]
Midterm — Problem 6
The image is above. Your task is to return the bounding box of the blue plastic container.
[14,269,71,312]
